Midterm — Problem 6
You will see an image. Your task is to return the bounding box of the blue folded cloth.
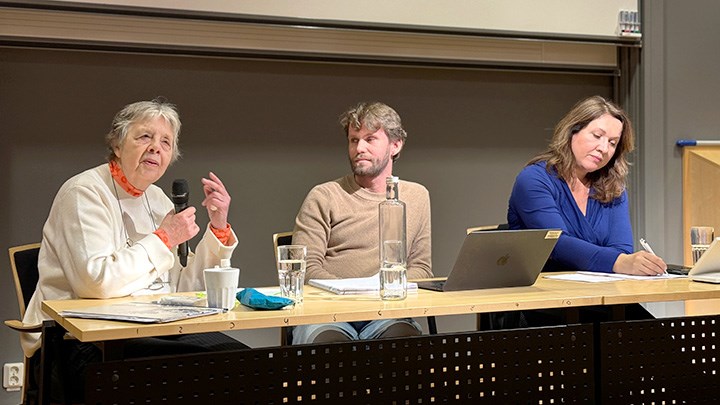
[238,288,294,310]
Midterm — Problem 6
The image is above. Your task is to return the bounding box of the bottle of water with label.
[379,176,407,300]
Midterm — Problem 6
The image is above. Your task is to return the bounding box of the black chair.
[5,243,80,405]
[272,231,294,265]
[5,243,43,405]
[272,232,437,345]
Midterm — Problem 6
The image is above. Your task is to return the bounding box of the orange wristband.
[153,229,172,250]
[211,224,232,246]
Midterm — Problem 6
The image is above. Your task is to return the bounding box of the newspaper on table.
[60,301,224,323]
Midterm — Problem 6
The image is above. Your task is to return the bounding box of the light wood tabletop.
[41,273,720,343]
[581,275,720,305]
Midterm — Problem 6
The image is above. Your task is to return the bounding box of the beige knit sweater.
[293,174,432,280]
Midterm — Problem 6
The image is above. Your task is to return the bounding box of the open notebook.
[60,302,225,323]
[309,273,418,295]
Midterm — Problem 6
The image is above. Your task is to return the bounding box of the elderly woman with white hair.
[21,98,247,402]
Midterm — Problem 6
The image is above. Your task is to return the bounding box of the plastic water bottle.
[379,176,407,300]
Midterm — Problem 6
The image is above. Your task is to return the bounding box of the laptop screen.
[419,229,560,292]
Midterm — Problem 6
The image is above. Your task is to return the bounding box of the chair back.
[8,243,41,318]
[272,231,294,263]
[6,243,42,404]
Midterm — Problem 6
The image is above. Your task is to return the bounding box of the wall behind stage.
[0,48,611,286]
[0,47,610,402]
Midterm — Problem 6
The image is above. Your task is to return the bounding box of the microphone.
[171,179,189,267]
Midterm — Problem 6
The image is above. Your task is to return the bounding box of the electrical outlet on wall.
[3,362,23,392]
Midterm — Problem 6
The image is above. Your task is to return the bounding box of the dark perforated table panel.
[85,324,594,404]
[599,315,720,404]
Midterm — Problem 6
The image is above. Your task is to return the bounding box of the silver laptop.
[688,237,720,283]
[417,229,560,292]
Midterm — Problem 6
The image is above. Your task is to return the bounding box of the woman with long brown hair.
[508,95,666,275]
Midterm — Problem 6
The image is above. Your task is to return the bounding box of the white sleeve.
[174,224,238,292]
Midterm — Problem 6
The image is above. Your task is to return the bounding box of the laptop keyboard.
[416,280,446,291]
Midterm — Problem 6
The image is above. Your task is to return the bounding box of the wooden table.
[42,274,720,343]
[582,275,720,305]
[42,275,610,343]
[39,274,720,404]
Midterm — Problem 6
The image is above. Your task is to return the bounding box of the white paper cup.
[204,268,239,310]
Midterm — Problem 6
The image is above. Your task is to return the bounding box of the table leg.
[39,320,64,405]
[610,305,627,321]
[100,340,126,362]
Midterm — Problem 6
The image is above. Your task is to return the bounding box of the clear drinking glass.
[277,245,307,303]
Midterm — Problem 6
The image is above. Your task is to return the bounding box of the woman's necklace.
[112,179,157,247]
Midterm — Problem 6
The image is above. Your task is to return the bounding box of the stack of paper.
[544,271,685,283]
[60,302,225,323]
[309,273,418,295]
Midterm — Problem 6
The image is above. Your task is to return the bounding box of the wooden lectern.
[682,146,720,314]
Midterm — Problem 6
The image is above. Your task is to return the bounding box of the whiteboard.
[51,0,638,38]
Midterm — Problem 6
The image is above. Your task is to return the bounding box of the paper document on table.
[545,271,685,283]
[309,274,418,295]
[60,302,225,323]
[253,287,283,296]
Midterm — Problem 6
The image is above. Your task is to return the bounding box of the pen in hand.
[639,238,656,255]
[639,238,667,275]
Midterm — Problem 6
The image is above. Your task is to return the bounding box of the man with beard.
[290,101,433,344]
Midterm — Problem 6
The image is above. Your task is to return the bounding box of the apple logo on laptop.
[496,253,510,266]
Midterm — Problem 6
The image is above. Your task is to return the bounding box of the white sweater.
[21,164,237,357]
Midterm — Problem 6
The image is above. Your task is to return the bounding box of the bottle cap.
[386,176,399,184]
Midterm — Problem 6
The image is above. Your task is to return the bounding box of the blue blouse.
[507,162,633,273]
